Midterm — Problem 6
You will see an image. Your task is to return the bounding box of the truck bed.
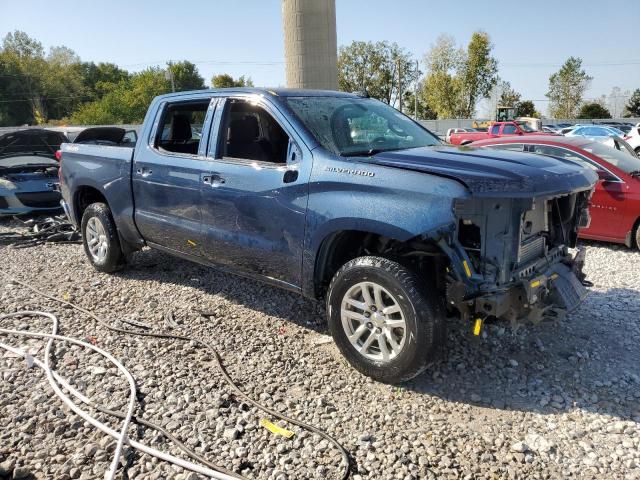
[60,143,140,247]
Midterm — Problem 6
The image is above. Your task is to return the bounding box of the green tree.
[0,30,48,124]
[0,31,86,125]
[546,57,592,118]
[211,73,254,88]
[338,40,418,110]
[516,100,537,117]
[421,34,465,118]
[71,67,170,124]
[42,46,85,121]
[402,86,436,119]
[624,89,640,117]
[421,32,498,118]
[168,61,205,91]
[79,62,130,100]
[459,31,498,117]
[498,80,521,106]
[578,102,611,119]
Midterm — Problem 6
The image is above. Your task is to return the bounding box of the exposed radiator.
[518,235,546,265]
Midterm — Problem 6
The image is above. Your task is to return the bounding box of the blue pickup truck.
[59,88,597,383]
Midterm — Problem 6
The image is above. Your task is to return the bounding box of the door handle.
[202,173,225,186]
[283,169,298,183]
[136,167,152,177]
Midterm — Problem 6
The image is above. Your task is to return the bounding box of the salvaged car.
[0,129,66,216]
[59,89,597,383]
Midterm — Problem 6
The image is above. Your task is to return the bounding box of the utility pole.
[397,59,403,113]
[414,60,418,120]
[166,61,176,93]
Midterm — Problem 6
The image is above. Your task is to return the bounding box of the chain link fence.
[419,118,640,136]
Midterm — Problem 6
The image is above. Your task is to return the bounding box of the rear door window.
[155,100,211,156]
[502,124,517,134]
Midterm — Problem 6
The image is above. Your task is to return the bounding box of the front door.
[587,178,628,239]
[133,97,216,254]
[199,96,311,288]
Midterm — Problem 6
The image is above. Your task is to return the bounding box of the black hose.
[0,270,351,480]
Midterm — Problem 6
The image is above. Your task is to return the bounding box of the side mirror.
[597,170,617,182]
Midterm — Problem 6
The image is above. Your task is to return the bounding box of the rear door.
[198,95,311,288]
[132,97,216,254]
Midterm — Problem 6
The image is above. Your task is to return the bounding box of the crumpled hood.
[364,145,598,197]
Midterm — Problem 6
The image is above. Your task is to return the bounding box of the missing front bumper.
[470,249,589,325]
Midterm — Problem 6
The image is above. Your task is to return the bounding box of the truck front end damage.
[438,189,593,327]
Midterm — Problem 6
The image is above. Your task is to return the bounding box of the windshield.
[285,96,441,156]
[583,141,640,175]
[516,122,535,133]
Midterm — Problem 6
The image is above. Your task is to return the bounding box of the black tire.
[326,256,445,383]
[80,202,125,273]
[634,220,640,250]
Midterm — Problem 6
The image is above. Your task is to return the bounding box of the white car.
[624,124,640,154]
[445,127,476,143]
[565,125,626,138]
[592,136,639,158]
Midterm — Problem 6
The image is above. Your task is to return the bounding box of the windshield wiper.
[628,170,640,177]
[342,148,388,157]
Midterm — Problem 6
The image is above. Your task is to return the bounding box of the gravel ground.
[1,217,639,480]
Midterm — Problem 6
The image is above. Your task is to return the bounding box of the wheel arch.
[74,185,108,225]
[307,223,450,300]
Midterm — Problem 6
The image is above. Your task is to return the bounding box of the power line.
[0,94,92,104]
[501,60,640,67]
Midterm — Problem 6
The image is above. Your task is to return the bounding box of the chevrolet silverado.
[59,88,597,383]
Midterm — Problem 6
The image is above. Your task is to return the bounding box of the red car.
[448,121,551,145]
[470,135,640,249]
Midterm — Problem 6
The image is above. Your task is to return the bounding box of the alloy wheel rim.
[340,281,406,363]
[86,217,108,262]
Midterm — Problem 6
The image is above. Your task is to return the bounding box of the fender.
[300,152,470,297]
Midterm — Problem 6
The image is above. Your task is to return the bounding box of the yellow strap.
[186,239,197,246]
[473,318,483,336]
[259,418,294,438]
[462,260,472,278]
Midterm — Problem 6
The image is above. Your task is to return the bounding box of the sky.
[1,0,639,116]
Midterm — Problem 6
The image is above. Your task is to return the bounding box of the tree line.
[339,33,640,120]
[1,30,639,127]
[0,31,253,127]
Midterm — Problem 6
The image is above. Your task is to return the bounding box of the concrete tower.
[282,0,338,90]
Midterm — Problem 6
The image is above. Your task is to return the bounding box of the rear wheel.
[635,221,640,250]
[81,202,125,272]
[326,256,445,383]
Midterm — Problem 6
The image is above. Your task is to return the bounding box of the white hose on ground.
[0,311,238,480]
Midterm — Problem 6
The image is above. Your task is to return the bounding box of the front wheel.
[326,256,445,383]
[81,202,125,273]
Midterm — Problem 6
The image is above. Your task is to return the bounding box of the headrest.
[229,116,259,143]
[170,114,192,142]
